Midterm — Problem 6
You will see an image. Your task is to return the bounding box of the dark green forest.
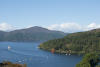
[76,53,100,67]
[39,29,100,54]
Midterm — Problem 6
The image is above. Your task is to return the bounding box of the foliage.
[39,29,100,54]
[76,53,99,67]
[0,61,27,67]
[96,65,100,67]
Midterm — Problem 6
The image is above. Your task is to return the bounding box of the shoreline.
[38,47,85,55]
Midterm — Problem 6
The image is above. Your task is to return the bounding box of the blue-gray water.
[0,42,82,67]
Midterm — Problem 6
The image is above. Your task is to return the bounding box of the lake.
[0,42,82,67]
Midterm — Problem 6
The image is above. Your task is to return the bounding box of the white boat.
[8,46,11,50]
[69,54,71,55]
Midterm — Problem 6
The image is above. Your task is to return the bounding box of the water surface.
[0,42,82,67]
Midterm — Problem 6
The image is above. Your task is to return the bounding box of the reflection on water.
[0,42,82,67]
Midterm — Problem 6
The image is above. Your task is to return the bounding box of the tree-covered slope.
[76,53,100,67]
[39,29,100,54]
[0,26,66,42]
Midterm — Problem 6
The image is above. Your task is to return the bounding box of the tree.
[76,53,99,67]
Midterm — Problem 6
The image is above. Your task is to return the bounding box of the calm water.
[0,42,82,67]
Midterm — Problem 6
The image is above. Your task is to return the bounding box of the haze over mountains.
[0,26,66,42]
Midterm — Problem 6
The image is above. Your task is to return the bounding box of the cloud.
[0,23,16,31]
[0,22,100,33]
[47,23,82,33]
[47,22,100,33]
[26,25,33,28]
[84,23,100,31]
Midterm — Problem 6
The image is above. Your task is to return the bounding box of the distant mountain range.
[39,28,100,54]
[0,26,66,42]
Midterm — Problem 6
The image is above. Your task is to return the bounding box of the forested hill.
[0,26,66,42]
[39,29,100,54]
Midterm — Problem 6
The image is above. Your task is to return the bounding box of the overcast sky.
[0,0,100,32]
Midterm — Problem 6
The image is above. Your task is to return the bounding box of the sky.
[0,0,100,32]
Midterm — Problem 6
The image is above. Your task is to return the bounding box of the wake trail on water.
[8,49,35,56]
[7,48,48,59]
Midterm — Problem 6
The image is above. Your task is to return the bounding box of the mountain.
[39,28,100,54]
[0,26,66,42]
[0,31,6,41]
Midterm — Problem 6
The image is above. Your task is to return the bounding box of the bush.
[0,61,27,67]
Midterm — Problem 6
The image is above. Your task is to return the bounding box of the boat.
[65,54,67,55]
[69,54,71,55]
[8,46,11,50]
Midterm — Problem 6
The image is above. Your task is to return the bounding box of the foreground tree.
[76,53,100,67]
[0,61,27,67]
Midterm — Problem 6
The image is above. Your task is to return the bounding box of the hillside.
[0,26,66,42]
[39,29,100,54]
[0,31,6,41]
